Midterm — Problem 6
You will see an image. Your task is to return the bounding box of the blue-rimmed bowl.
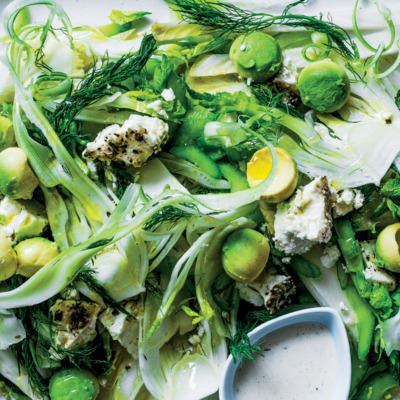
[219,307,351,400]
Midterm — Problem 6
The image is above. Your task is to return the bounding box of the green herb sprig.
[75,267,134,317]
[171,0,359,61]
[51,34,156,150]
[143,204,198,231]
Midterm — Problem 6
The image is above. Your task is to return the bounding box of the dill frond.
[51,34,156,151]
[75,267,133,318]
[143,204,197,231]
[11,309,53,397]
[172,0,358,61]
[7,277,53,397]
[229,304,313,363]
[11,338,50,397]
[34,27,56,72]
[56,330,112,377]
[251,84,305,120]
[110,161,136,199]
[229,321,263,364]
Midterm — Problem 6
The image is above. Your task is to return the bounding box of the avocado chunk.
[15,237,59,277]
[222,228,270,283]
[229,32,282,82]
[298,59,350,113]
[49,369,99,400]
[375,223,400,273]
[0,228,17,281]
[0,147,39,199]
[0,196,48,244]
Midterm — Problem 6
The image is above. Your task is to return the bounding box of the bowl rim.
[219,306,351,400]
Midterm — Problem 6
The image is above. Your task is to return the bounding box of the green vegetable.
[352,372,398,400]
[32,72,72,101]
[221,228,269,283]
[0,230,17,282]
[300,248,375,360]
[189,54,237,78]
[0,147,38,200]
[157,153,230,190]
[334,217,364,273]
[218,162,249,193]
[99,10,150,37]
[109,9,151,25]
[173,106,219,146]
[229,32,282,81]
[0,309,25,350]
[298,59,350,113]
[0,350,38,399]
[375,223,400,273]
[14,238,59,278]
[290,255,321,278]
[49,369,99,400]
[0,197,48,245]
[0,116,15,151]
[200,121,248,149]
[170,145,223,179]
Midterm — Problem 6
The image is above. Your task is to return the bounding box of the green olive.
[375,223,400,273]
[0,147,39,200]
[0,229,17,281]
[222,228,270,283]
[49,369,99,400]
[298,59,350,113]
[229,32,282,82]
[15,237,59,277]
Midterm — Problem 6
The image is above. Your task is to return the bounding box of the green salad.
[1,0,400,399]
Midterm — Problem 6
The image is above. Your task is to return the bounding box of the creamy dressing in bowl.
[234,322,337,400]
[219,307,351,400]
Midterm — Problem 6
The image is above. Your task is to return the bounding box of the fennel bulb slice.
[279,115,400,189]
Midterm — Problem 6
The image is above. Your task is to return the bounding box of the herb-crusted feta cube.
[237,268,295,313]
[50,299,101,350]
[83,114,168,167]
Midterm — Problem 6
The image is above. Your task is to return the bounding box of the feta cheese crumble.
[273,56,298,88]
[331,188,364,218]
[99,296,144,357]
[146,99,168,118]
[83,114,168,167]
[274,177,333,255]
[161,88,175,102]
[320,244,341,269]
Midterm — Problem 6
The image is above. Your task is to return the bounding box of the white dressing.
[234,322,337,400]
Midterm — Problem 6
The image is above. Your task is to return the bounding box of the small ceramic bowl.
[219,307,351,400]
